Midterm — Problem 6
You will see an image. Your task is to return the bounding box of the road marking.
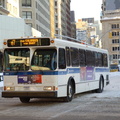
[49,101,93,119]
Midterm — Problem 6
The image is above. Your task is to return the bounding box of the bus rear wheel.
[64,80,74,102]
[19,97,30,103]
[96,77,104,93]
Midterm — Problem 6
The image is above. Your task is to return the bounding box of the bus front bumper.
[2,91,57,98]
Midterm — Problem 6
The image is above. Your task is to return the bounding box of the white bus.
[2,37,109,103]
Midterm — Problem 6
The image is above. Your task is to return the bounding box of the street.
[0,72,120,120]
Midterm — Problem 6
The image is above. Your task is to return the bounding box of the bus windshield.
[4,48,30,71]
[31,49,57,71]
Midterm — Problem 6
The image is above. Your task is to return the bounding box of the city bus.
[2,37,109,103]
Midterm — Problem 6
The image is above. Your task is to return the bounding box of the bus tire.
[64,80,74,102]
[19,97,30,103]
[96,77,104,93]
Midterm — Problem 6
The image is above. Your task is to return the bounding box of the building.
[76,19,87,41]
[76,19,99,45]
[55,0,62,35]
[82,18,94,24]
[62,0,71,37]
[102,0,120,11]
[87,26,97,45]
[55,0,71,38]
[1,0,72,39]
[0,0,41,49]
[19,0,50,37]
[101,0,120,63]
[70,11,76,39]
[49,0,55,38]
[0,0,19,17]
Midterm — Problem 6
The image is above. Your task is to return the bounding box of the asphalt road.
[0,73,120,120]
[0,95,120,120]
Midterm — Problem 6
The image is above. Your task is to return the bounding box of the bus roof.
[54,38,108,54]
[3,36,108,54]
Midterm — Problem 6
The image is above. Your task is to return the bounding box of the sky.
[71,0,102,21]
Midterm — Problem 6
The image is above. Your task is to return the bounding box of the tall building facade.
[102,0,120,11]
[76,19,88,42]
[19,0,50,37]
[55,0,71,38]
[55,0,62,35]
[61,0,71,37]
[49,0,55,38]
[101,0,120,63]
[70,11,76,39]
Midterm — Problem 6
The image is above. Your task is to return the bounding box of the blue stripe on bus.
[95,68,109,72]
[3,67,109,76]
[3,68,80,76]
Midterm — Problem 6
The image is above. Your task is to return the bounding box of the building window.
[112,24,119,29]
[112,47,120,51]
[0,0,5,7]
[112,32,119,36]
[55,16,58,21]
[55,30,59,34]
[55,1,57,6]
[117,24,119,28]
[36,24,39,30]
[22,0,31,7]
[26,23,32,27]
[22,11,32,19]
[113,54,118,59]
[55,23,58,28]
[112,39,120,44]
[55,9,57,14]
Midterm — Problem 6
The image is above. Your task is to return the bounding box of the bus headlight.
[4,86,15,91]
[43,86,55,91]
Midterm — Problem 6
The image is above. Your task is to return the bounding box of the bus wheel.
[64,80,74,102]
[96,78,104,93]
[19,97,30,103]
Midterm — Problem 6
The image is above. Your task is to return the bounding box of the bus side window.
[92,52,95,66]
[79,49,86,66]
[66,47,70,66]
[98,53,103,67]
[85,50,95,66]
[103,53,108,67]
[95,52,98,67]
[59,48,66,69]
[70,47,79,67]
[86,50,93,66]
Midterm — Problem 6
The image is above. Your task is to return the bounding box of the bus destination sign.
[7,38,50,47]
